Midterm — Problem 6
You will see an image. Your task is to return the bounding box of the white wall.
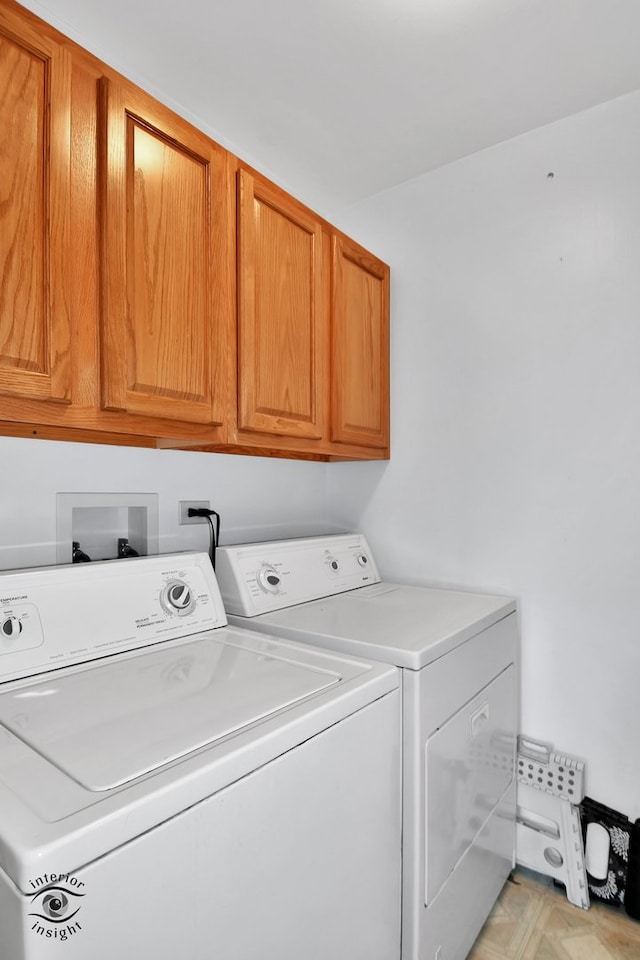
[330,90,640,819]
[0,437,331,569]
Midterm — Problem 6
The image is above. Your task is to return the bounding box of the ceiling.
[22,0,640,213]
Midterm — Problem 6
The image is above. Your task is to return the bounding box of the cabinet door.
[331,236,389,450]
[237,170,326,440]
[100,78,234,427]
[0,6,71,404]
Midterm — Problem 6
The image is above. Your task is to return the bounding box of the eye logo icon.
[28,873,86,942]
[30,887,82,923]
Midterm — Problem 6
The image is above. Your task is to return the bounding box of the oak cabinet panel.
[0,5,71,405]
[237,170,327,440]
[99,78,234,430]
[237,170,390,459]
[331,235,390,451]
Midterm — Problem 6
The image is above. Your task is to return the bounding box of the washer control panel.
[216,534,381,617]
[0,553,225,684]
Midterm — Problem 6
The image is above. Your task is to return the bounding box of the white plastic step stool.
[516,736,589,910]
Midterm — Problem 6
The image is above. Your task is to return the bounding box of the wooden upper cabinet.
[0,1,390,459]
[99,78,234,428]
[331,235,390,451]
[0,6,71,405]
[237,169,326,440]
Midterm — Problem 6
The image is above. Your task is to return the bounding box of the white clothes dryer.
[0,552,401,960]
[216,534,519,960]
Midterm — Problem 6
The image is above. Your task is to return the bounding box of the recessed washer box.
[56,492,159,563]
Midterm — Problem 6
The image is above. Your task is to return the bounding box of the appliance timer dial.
[160,580,195,616]
[1,616,22,638]
[256,565,281,593]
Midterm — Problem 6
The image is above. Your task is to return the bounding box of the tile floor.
[468,869,640,960]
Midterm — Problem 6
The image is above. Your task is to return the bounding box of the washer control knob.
[1,617,22,638]
[257,565,281,593]
[161,580,195,616]
[357,554,369,567]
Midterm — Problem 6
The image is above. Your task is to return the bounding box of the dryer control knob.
[256,565,281,593]
[357,554,369,567]
[161,580,195,616]
[1,616,22,638]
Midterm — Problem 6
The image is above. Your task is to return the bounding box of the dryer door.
[424,664,515,904]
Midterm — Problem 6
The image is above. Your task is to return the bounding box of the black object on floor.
[624,818,640,920]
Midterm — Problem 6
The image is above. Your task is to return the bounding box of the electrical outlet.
[179,500,211,525]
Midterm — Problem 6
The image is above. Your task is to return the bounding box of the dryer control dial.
[256,565,281,593]
[1,616,22,638]
[160,580,195,617]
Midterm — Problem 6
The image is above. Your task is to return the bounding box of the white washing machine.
[0,552,401,960]
[216,534,519,960]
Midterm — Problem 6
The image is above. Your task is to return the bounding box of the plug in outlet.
[179,500,211,525]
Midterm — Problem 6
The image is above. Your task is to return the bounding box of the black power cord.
[187,508,221,570]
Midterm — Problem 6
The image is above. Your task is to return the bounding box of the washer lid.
[0,634,340,790]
